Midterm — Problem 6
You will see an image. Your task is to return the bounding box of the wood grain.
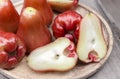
[98,0,120,28]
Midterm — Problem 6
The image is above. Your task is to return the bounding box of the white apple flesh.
[47,0,78,12]
[27,37,78,72]
[77,13,107,63]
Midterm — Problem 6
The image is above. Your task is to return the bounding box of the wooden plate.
[0,1,113,79]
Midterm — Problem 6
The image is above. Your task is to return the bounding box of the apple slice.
[77,13,107,63]
[27,37,78,72]
[47,0,78,12]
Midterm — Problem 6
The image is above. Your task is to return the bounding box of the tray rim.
[0,1,113,79]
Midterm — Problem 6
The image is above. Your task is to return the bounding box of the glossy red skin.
[52,10,82,43]
[23,0,53,25]
[88,51,99,63]
[73,0,79,6]
[65,34,75,42]
[48,0,79,12]
[17,7,52,53]
[0,31,26,69]
[67,41,77,57]
[0,51,8,67]
[0,0,19,33]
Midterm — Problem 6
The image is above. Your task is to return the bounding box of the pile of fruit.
[0,0,107,72]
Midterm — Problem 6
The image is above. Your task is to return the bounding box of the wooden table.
[0,0,119,79]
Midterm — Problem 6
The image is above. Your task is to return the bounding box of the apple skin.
[77,13,107,63]
[23,0,53,25]
[47,0,78,12]
[52,10,82,43]
[0,0,19,33]
[0,31,26,69]
[17,7,52,53]
[27,37,78,72]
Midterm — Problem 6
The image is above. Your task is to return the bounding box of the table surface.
[0,0,119,79]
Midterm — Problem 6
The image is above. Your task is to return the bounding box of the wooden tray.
[0,1,113,79]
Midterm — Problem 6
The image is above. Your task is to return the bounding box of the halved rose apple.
[47,0,78,12]
[77,13,107,63]
[27,37,78,72]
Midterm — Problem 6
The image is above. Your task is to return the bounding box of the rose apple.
[77,13,107,63]
[0,31,26,69]
[27,37,78,72]
[0,0,19,33]
[23,0,53,25]
[52,10,82,43]
[17,7,52,53]
[48,0,78,12]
